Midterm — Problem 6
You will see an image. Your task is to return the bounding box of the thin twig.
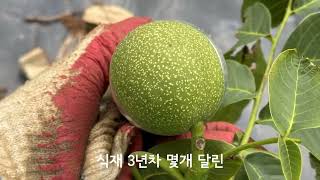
[240,0,294,145]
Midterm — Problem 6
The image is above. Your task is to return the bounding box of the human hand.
[0,17,151,179]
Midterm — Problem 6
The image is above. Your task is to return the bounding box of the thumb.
[0,17,151,179]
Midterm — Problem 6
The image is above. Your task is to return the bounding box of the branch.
[240,0,294,145]
[225,137,300,159]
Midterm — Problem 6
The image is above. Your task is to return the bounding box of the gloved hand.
[177,121,241,143]
[0,17,151,179]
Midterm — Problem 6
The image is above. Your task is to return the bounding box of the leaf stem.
[225,137,300,159]
[131,151,184,180]
[240,0,293,145]
[185,121,207,179]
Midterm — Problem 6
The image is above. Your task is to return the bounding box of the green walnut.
[110,21,225,136]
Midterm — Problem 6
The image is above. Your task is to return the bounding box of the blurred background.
[0,0,313,179]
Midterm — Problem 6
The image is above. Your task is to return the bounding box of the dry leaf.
[25,13,86,60]
[25,12,86,36]
[82,5,133,25]
[18,47,50,79]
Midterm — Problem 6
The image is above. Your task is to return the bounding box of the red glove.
[51,17,151,178]
[177,121,241,143]
[154,121,241,146]
[0,17,151,179]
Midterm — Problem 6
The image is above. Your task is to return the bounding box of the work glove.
[0,16,151,179]
[0,15,244,180]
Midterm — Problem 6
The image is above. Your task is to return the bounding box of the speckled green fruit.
[110,21,225,136]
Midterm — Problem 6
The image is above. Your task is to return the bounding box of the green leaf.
[293,0,320,14]
[211,100,249,123]
[205,140,236,154]
[256,119,276,129]
[280,12,320,165]
[278,137,302,180]
[269,49,320,136]
[283,12,320,59]
[148,175,172,180]
[222,60,256,107]
[248,41,267,89]
[233,131,245,147]
[291,128,320,160]
[214,41,266,123]
[208,158,242,180]
[138,164,174,180]
[235,165,249,180]
[310,153,320,180]
[146,139,241,180]
[233,41,267,89]
[203,140,242,180]
[138,140,189,180]
[258,103,271,121]
[236,2,272,47]
[243,152,285,180]
[131,151,184,180]
[256,103,278,129]
[242,0,289,27]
